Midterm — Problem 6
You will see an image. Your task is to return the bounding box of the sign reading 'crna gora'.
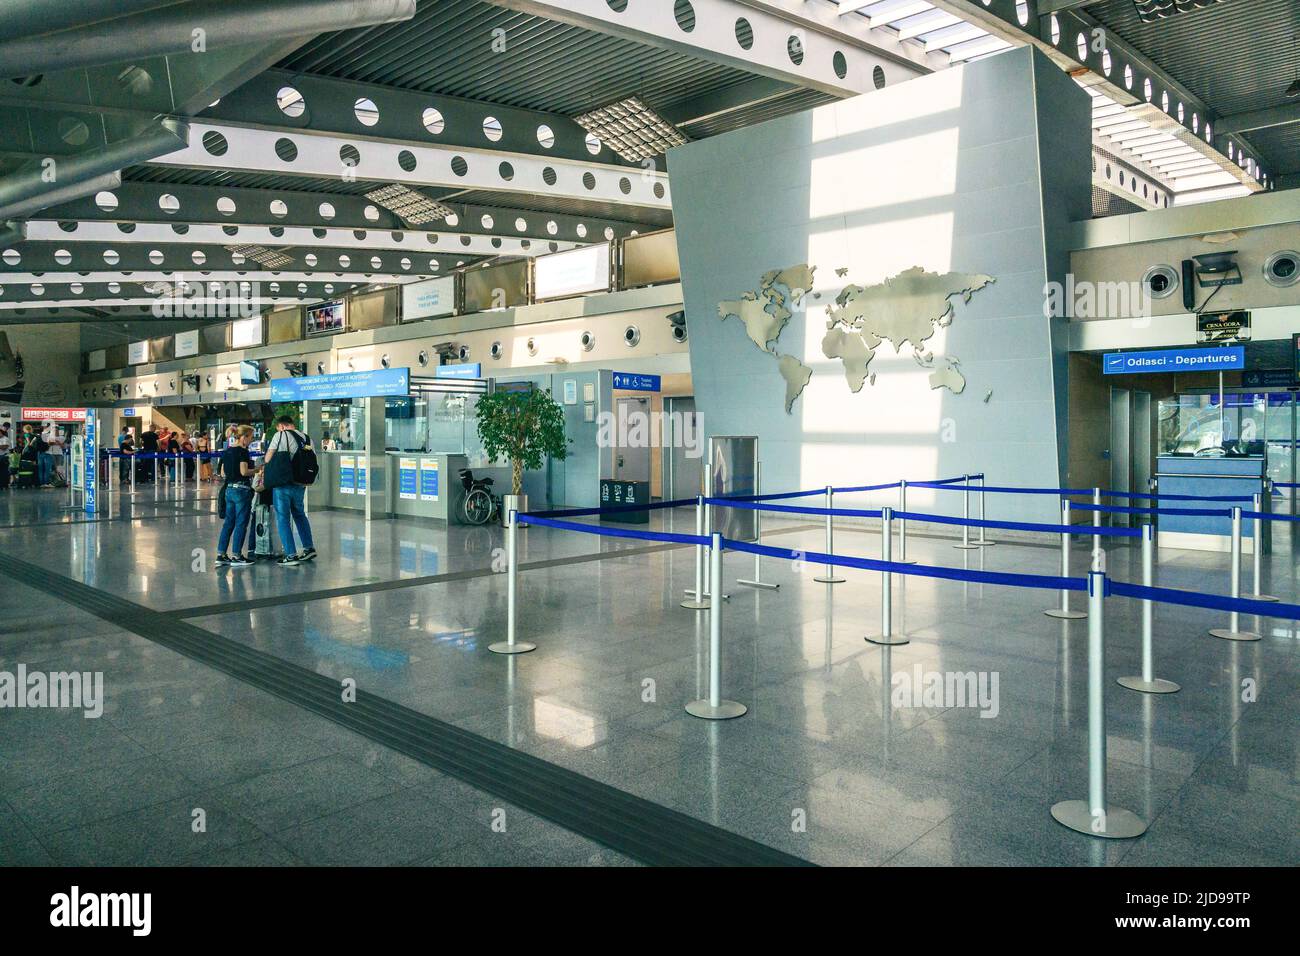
[717,264,995,413]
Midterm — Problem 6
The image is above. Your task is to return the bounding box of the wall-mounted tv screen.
[239,360,261,385]
[306,300,347,336]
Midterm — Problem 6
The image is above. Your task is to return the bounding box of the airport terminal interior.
[0,0,1297,873]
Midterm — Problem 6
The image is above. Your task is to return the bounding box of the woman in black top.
[216,425,259,567]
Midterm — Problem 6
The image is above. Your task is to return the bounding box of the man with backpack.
[262,414,319,566]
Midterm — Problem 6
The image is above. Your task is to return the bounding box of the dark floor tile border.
[174,522,822,620]
[0,552,813,867]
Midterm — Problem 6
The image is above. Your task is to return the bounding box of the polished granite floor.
[1,483,1296,866]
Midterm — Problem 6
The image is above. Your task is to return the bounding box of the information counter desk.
[1156,455,1268,553]
[316,450,467,521]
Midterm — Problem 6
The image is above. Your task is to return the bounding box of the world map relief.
[717,264,994,413]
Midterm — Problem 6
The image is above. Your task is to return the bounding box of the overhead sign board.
[270,367,410,402]
[534,242,611,300]
[1196,310,1250,344]
[435,363,482,379]
[612,371,661,391]
[174,329,200,358]
[1241,369,1296,389]
[1103,347,1244,375]
[21,407,88,422]
[401,275,457,321]
[127,341,149,365]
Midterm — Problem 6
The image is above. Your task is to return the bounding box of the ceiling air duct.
[0,119,186,220]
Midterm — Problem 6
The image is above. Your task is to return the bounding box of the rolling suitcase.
[250,497,276,560]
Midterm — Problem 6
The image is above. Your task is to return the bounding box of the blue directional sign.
[1103,347,1244,375]
[83,411,96,515]
[612,372,661,391]
[270,367,409,401]
[435,363,482,379]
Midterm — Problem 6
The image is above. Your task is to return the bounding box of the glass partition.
[1158,393,1296,494]
[381,391,488,462]
[320,399,366,451]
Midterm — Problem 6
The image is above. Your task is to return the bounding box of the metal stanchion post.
[867,507,908,645]
[130,453,136,494]
[954,474,978,550]
[738,462,778,590]
[490,509,535,654]
[814,485,845,583]
[972,474,995,547]
[1051,567,1147,838]
[681,495,710,609]
[897,479,917,564]
[686,532,746,719]
[1118,524,1180,694]
[1209,506,1261,641]
[1045,500,1087,619]
[1250,492,1277,602]
[195,453,201,497]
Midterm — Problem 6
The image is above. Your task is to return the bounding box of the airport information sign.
[1103,347,1244,375]
[270,368,409,402]
[612,372,660,391]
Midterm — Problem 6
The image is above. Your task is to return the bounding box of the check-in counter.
[387,452,466,521]
[1156,455,1268,552]
[315,449,465,520]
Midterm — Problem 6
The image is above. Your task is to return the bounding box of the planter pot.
[503,493,528,525]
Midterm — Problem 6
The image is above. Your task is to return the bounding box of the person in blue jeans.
[263,415,316,567]
[215,425,257,568]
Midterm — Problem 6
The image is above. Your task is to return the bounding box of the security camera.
[283,361,307,377]
[1263,250,1300,287]
[433,342,460,363]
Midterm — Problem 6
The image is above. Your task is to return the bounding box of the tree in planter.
[474,387,569,497]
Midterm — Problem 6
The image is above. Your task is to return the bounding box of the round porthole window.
[580,331,595,352]
[623,325,640,348]
[380,354,390,369]
[418,350,429,367]
[526,338,537,356]
[490,341,503,360]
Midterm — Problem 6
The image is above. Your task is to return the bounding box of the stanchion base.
[952,544,980,551]
[737,579,780,590]
[680,599,710,610]
[1044,608,1087,620]
[1250,593,1279,603]
[1208,628,1261,642]
[685,699,747,720]
[1117,676,1181,694]
[896,558,918,565]
[1050,800,1147,839]
[971,539,996,547]
[488,641,537,655]
[813,575,846,584]
[865,633,909,646]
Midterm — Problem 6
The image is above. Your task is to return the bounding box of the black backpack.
[290,433,319,486]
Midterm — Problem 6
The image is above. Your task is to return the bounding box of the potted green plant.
[474,386,569,518]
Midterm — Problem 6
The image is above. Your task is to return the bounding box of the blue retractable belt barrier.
[890,509,1141,537]
[909,481,1085,495]
[1110,580,1300,621]
[1070,502,1233,518]
[705,497,883,519]
[1104,489,1253,502]
[1241,509,1300,522]
[526,496,696,519]
[830,481,902,494]
[723,538,1083,592]
[711,487,827,503]
[517,514,708,546]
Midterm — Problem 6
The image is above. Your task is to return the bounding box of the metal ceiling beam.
[37,183,646,244]
[147,122,672,210]
[0,172,122,221]
[652,76,796,127]
[0,1,183,39]
[0,0,416,78]
[0,119,187,219]
[22,221,579,259]
[926,0,1267,190]
[204,69,646,170]
[1217,104,1300,136]
[0,242,475,275]
[1036,1,1101,12]
[478,0,937,97]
